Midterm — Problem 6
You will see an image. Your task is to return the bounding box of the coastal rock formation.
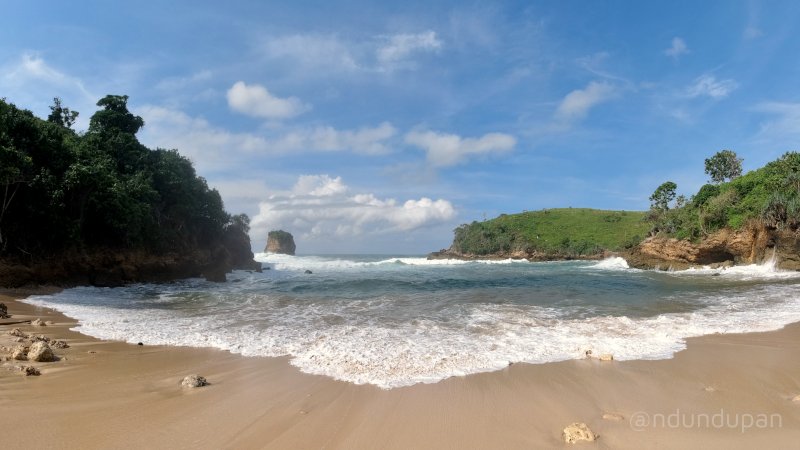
[27,341,55,362]
[562,422,597,443]
[625,225,800,270]
[181,374,209,388]
[265,230,296,255]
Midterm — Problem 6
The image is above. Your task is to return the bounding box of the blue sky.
[3,1,800,253]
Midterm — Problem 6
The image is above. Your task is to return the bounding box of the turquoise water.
[24,254,800,388]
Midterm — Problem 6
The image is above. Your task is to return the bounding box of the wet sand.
[2,290,800,449]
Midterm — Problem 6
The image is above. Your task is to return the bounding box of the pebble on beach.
[181,374,209,388]
[602,413,624,421]
[562,422,597,444]
[598,354,614,361]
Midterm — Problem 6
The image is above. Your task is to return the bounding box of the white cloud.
[664,37,689,59]
[136,106,397,173]
[227,81,310,120]
[377,31,443,65]
[250,175,456,243]
[405,130,516,167]
[554,81,616,122]
[685,75,738,99]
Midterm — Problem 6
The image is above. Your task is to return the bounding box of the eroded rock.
[27,341,56,362]
[19,365,40,376]
[562,422,597,444]
[181,374,209,388]
[0,302,9,318]
[11,345,28,360]
[51,340,70,349]
[31,318,46,327]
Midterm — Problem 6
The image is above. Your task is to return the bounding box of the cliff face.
[0,228,262,288]
[624,226,800,270]
[265,230,296,255]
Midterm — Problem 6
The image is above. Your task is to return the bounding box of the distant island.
[433,150,800,271]
[0,95,259,287]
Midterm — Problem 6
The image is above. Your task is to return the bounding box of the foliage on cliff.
[450,208,649,256]
[0,96,248,259]
[648,152,800,241]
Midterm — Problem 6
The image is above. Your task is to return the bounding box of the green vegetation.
[647,150,800,240]
[0,95,247,257]
[451,208,649,256]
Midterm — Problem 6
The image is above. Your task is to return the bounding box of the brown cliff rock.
[265,230,296,255]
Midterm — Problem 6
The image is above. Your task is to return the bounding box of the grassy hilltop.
[449,208,649,257]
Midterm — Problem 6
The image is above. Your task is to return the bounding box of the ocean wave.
[22,278,800,389]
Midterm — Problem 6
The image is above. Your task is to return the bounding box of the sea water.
[23,254,800,388]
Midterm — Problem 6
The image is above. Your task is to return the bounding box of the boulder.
[31,318,45,327]
[0,302,8,318]
[7,328,26,338]
[265,230,296,255]
[27,341,56,362]
[304,269,313,274]
[562,422,597,444]
[181,374,209,388]
[11,345,28,360]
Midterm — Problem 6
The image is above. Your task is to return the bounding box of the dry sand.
[2,290,800,449]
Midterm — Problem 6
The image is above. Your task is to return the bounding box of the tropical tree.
[649,181,677,211]
[47,97,79,129]
[704,149,743,183]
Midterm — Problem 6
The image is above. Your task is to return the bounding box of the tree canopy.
[704,149,743,184]
[0,96,246,257]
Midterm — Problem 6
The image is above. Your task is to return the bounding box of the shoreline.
[3,290,800,448]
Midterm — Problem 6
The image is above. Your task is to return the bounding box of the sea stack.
[265,230,296,255]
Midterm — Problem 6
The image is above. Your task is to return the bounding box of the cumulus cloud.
[555,81,616,122]
[685,75,738,99]
[227,81,310,120]
[377,31,443,66]
[136,106,396,172]
[250,175,456,242]
[664,37,689,59]
[405,130,516,167]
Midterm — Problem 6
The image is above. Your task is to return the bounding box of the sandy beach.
[2,290,800,449]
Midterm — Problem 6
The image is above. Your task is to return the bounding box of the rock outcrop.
[265,230,296,255]
[562,422,597,444]
[181,374,209,388]
[625,225,800,270]
[27,341,55,362]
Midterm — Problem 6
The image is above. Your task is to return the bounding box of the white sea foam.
[588,256,630,270]
[666,252,800,281]
[254,253,525,271]
[22,278,800,389]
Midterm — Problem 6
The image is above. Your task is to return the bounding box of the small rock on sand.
[27,341,56,362]
[0,302,9,318]
[181,374,209,388]
[602,413,624,421]
[792,394,800,402]
[598,354,614,361]
[11,345,28,361]
[563,422,597,444]
[31,318,46,327]
[51,340,70,349]
[19,365,40,376]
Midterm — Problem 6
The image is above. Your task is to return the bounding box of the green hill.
[448,208,649,257]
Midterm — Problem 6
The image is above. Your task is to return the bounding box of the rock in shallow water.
[563,422,597,444]
[27,341,56,362]
[181,374,209,388]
